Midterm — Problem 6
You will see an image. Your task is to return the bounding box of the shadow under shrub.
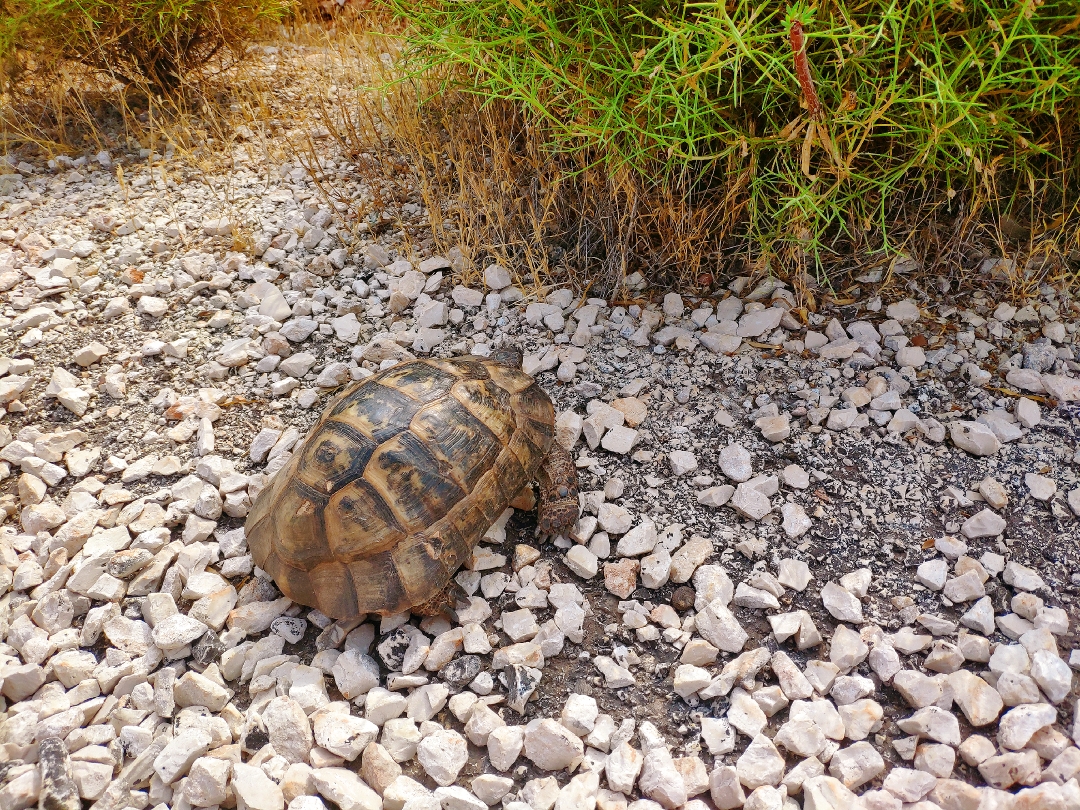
[0,0,295,95]
[385,0,1080,292]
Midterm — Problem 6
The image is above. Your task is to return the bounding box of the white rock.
[484,264,512,290]
[1030,648,1072,703]
[701,718,735,756]
[737,307,784,338]
[594,656,635,688]
[186,757,231,806]
[802,776,861,810]
[828,741,884,789]
[820,582,863,623]
[915,559,948,590]
[998,703,1057,750]
[756,415,791,443]
[730,483,772,520]
[1004,561,1046,592]
[0,769,41,810]
[57,387,90,416]
[694,600,748,653]
[774,719,826,758]
[733,582,780,610]
[365,688,407,725]
[709,765,745,809]
[524,719,584,771]
[138,296,169,317]
[601,426,638,455]
[154,728,212,783]
[950,421,1001,455]
[606,743,643,794]
[947,669,1002,727]
[670,535,712,583]
[961,508,1006,539]
[263,696,314,764]
[771,651,814,701]
[175,670,231,712]
[332,651,380,699]
[617,519,658,556]
[781,503,811,538]
[1026,472,1057,501]
[502,608,540,642]
[313,713,379,762]
[487,726,524,772]
[554,772,598,810]
[887,299,920,322]
[719,444,753,482]
[895,706,961,746]
[979,477,1009,509]
[777,560,812,591]
[1015,397,1041,428]
[697,485,734,507]
[727,688,768,738]
[882,768,936,802]
[463,703,504,746]
[837,699,884,741]
[72,762,112,801]
[416,729,468,787]
[668,450,698,476]
[790,699,845,741]
[311,767,380,810]
[639,748,688,809]
[566,546,599,579]
[434,786,485,810]
[736,735,785,789]
[942,570,986,602]
[560,693,598,735]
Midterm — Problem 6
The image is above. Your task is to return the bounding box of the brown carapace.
[245,353,579,618]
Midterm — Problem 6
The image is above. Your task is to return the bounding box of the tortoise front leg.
[536,440,580,535]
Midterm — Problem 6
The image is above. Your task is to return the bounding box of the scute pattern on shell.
[246,357,555,618]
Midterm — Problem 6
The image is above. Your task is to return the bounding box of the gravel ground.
[2,40,1080,810]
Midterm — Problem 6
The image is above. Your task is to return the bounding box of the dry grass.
[382,0,1080,307]
[1,12,1076,308]
[300,20,1079,308]
[0,0,294,96]
[0,14,340,230]
[293,26,736,301]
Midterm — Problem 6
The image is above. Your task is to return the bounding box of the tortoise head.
[492,347,523,368]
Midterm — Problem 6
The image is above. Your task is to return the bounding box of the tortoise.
[245,349,579,618]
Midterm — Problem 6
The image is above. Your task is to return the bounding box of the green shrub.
[0,0,295,95]
[386,0,1080,274]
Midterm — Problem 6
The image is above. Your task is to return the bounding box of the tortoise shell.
[245,356,555,618]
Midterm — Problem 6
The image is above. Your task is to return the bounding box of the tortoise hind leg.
[536,440,580,535]
[412,580,468,619]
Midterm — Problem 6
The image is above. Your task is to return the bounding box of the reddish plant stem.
[790,19,823,121]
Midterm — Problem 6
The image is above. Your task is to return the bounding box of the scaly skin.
[537,439,580,535]
[412,580,468,619]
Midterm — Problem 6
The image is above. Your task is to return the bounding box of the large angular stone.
[821,582,863,623]
[639,748,688,809]
[735,735,785,789]
[998,703,1057,750]
[233,763,286,810]
[828,741,885,789]
[524,719,584,771]
[947,670,1002,727]
[694,600,748,653]
[950,421,1001,455]
[311,767,380,810]
[961,509,1007,539]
